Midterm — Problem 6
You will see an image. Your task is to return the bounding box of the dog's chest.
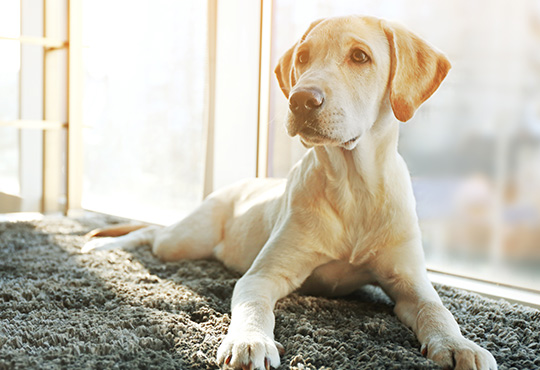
[322,188,392,265]
[300,259,376,296]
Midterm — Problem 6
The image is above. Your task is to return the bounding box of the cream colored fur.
[83,15,497,370]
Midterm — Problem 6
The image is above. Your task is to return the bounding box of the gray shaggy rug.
[0,215,539,370]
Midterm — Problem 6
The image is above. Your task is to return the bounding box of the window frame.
[0,0,83,215]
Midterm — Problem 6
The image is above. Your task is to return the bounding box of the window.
[267,0,540,292]
[81,0,208,224]
[0,0,261,220]
[81,0,262,225]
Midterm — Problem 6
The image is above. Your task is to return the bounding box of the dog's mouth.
[341,136,360,149]
[298,126,359,150]
[298,126,323,139]
[298,127,335,145]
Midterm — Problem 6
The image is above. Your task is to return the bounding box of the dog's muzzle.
[287,87,324,136]
[289,87,324,117]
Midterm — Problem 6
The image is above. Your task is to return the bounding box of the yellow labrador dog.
[84,15,497,370]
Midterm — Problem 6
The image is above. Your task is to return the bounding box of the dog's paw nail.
[421,345,428,357]
[225,355,232,365]
[275,341,285,356]
[265,357,270,370]
[241,363,253,370]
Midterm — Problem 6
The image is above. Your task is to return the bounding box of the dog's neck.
[313,113,401,195]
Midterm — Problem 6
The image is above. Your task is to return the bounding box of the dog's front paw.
[216,331,283,370]
[422,335,497,370]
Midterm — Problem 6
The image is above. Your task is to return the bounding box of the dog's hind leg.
[83,195,228,260]
[151,196,227,261]
[82,225,161,253]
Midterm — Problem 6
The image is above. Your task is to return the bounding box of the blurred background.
[0,0,539,294]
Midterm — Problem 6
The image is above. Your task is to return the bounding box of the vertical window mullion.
[203,0,218,199]
[42,0,67,213]
[256,0,273,179]
[66,0,83,214]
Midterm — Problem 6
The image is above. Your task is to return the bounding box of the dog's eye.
[351,49,369,64]
[297,51,309,64]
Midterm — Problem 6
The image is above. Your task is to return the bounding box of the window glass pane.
[269,0,540,291]
[82,0,207,225]
[0,0,21,195]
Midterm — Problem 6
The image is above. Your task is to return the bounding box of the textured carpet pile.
[0,216,539,369]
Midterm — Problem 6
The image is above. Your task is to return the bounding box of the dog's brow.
[347,35,374,57]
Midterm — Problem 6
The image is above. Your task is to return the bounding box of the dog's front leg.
[217,228,328,370]
[376,245,497,370]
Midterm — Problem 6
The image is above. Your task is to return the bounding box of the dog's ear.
[381,20,451,122]
[274,18,325,98]
[274,44,296,99]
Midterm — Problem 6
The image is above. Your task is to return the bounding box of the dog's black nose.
[289,88,324,116]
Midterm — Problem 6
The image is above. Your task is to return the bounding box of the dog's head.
[275,15,451,150]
